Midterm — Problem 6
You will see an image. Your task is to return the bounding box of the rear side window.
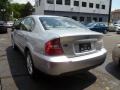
[99,23,106,27]
[95,24,100,27]
[20,18,35,31]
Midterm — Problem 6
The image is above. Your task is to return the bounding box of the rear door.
[14,18,35,52]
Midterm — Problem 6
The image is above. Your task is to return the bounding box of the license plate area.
[74,42,94,54]
[79,43,91,53]
[73,39,97,55]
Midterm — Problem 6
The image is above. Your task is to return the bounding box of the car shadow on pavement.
[105,62,120,80]
[6,46,97,90]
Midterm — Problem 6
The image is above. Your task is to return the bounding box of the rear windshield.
[39,17,86,30]
[86,23,96,27]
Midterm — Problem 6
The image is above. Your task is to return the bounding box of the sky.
[12,0,120,10]
[12,0,35,5]
[112,0,120,10]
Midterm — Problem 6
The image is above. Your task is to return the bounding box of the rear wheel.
[26,51,37,78]
[4,30,7,33]
[103,30,107,34]
[117,58,120,66]
[3,28,7,33]
[116,32,120,34]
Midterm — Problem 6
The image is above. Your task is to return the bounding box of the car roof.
[29,15,60,18]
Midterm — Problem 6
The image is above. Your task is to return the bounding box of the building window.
[89,3,93,8]
[56,0,62,5]
[74,1,79,6]
[87,17,91,22]
[93,17,98,22]
[65,0,70,5]
[102,5,105,9]
[96,4,99,9]
[47,0,54,4]
[99,18,103,22]
[80,17,85,22]
[72,16,77,21]
[82,2,87,7]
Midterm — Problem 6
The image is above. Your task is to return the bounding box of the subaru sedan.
[11,15,107,77]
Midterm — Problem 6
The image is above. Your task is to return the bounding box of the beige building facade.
[112,9,120,22]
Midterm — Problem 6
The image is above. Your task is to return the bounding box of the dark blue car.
[86,22,108,34]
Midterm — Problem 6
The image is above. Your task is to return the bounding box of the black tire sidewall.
[26,51,36,78]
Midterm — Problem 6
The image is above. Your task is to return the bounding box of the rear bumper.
[32,48,107,75]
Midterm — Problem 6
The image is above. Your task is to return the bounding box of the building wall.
[112,10,120,22]
[35,0,110,22]
[43,0,110,14]
[79,0,110,14]
[35,0,45,15]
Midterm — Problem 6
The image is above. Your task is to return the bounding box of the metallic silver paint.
[12,15,107,75]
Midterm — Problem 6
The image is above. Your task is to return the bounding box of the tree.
[0,0,11,20]
[0,1,34,20]
[21,2,34,17]
[10,3,25,19]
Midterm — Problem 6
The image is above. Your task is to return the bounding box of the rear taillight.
[45,38,63,56]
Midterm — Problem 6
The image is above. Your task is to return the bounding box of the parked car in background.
[108,23,116,32]
[5,21,14,28]
[11,15,107,78]
[0,21,7,33]
[86,22,108,34]
[114,24,120,34]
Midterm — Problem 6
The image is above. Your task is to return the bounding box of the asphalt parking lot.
[0,30,120,90]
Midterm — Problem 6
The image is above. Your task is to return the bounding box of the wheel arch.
[24,47,30,57]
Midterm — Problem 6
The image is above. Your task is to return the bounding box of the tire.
[26,51,37,79]
[4,30,7,33]
[3,28,7,33]
[103,30,107,34]
[116,32,120,34]
[118,59,120,66]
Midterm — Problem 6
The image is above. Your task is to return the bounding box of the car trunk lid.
[46,28,103,57]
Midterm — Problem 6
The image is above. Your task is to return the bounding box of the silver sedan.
[11,15,107,77]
